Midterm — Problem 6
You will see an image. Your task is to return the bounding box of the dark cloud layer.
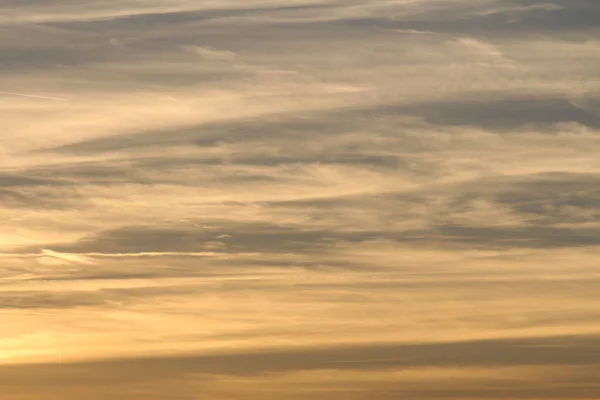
[383,0,600,36]
[17,171,600,254]
[1,335,599,399]
[42,94,600,156]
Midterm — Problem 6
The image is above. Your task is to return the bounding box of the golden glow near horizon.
[1,0,600,398]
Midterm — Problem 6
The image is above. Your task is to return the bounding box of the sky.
[1,0,600,398]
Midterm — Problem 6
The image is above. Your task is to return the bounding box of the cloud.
[1,335,600,399]
[0,91,67,100]
[2,1,600,399]
[39,249,96,265]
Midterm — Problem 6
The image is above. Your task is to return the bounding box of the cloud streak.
[0,91,67,101]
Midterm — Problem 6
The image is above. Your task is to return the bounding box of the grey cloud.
[265,172,600,249]
[0,24,134,71]
[133,151,401,171]
[398,96,600,131]
[0,2,351,72]
[75,0,600,38]
[133,0,600,46]
[380,0,600,37]
[43,94,600,158]
[25,162,164,186]
[0,187,82,209]
[42,110,368,155]
[0,28,248,86]
[9,273,599,314]
[45,2,343,29]
[397,172,600,249]
[0,173,65,187]
[443,172,600,226]
[0,290,115,309]
[1,334,599,386]
[491,173,600,224]
[20,171,600,255]
[25,222,593,258]
[3,0,598,79]
[39,223,352,255]
[0,172,86,209]
[0,283,212,310]
[179,333,600,372]
[430,224,600,249]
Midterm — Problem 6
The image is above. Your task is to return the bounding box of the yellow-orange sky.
[1,0,600,398]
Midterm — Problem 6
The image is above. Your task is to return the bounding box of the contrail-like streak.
[0,251,260,258]
[0,91,66,101]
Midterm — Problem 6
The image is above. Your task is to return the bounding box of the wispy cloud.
[0,91,67,101]
[39,249,96,265]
